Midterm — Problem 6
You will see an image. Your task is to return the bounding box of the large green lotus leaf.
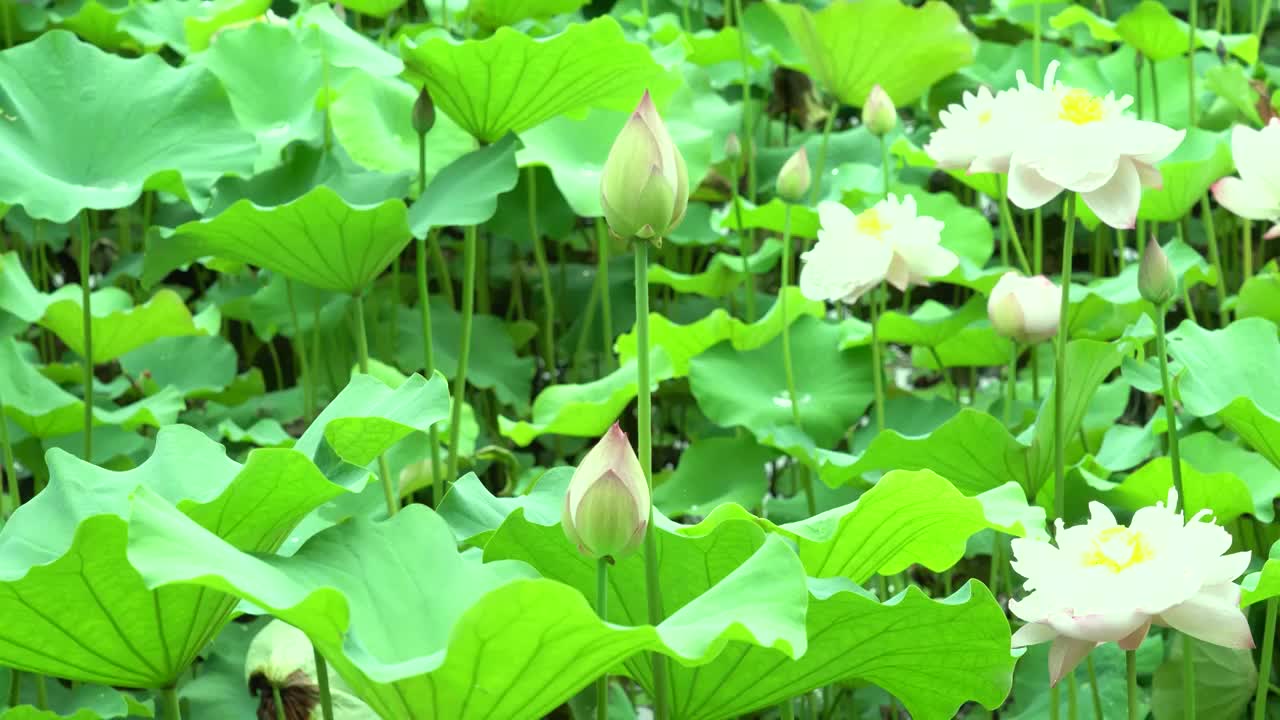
[400,17,671,144]
[129,500,808,720]
[1204,62,1263,126]
[1067,241,1216,341]
[1152,637,1256,720]
[649,240,781,299]
[196,22,322,165]
[0,665,146,720]
[39,287,211,364]
[1238,263,1280,325]
[1180,431,1280,522]
[689,315,874,448]
[45,0,133,53]
[714,198,820,239]
[1137,129,1231,222]
[183,0,271,53]
[0,425,342,687]
[407,134,519,235]
[769,0,975,105]
[1114,0,1190,61]
[295,5,401,77]
[119,334,237,398]
[1167,318,1280,469]
[863,296,987,349]
[469,0,587,27]
[0,31,256,223]
[0,337,181,438]
[615,287,825,377]
[654,435,777,517]
[485,478,1014,717]
[0,251,46,323]
[119,0,203,54]
[328,70,475,192]
[1243,539,1280,605]
[207,142,410,214]
[394,301,534,412]
[143,186,409,293]
[498,350,675,447]
[437,468,571,547]
[1053,3,1258,63]
[1086,457,1253,525]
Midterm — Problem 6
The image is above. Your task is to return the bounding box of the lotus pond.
[4,0,1280,718]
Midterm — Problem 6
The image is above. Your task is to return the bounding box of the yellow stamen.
[855,208,890,237]
[1058,88,1104,125]
[1083,526,1154,573]
[977,109,993,125]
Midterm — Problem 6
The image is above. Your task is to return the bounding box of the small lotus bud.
[863,84,897,137]
[724,133,742,162]
[600,90,689,244]
[987,271,1060,344]
[776,147,811,203]
[1139,236,1176,305]
[562,423,650,562]
[412,87,435,137]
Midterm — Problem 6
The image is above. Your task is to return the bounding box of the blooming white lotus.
[1009,490,1253,687]
[799,195,956,305]
[1211,119,1280,239]
[987,272,1060,344]
[1004,61,1185,230]
[923,86,1029,174]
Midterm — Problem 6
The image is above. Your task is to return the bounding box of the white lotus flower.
[1005,60,1185,230]
[1211,119,1280,239]
[799,195,956,305]
[923,86,1030,174]
[1009,490,1253,687]
[987,272,1060,344]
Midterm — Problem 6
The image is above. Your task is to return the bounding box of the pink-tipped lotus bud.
[988,271,1061,344]
[600,90,689,244]
[1139,236,1176,305]
[776,147,811,203]
[562,423,650,561]
[412,86,435,137]
[863,84,897,137]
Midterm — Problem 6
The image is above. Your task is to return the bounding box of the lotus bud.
[562,423,650,562]
[246,620,375,720]
[412,86,435,137]
[776,147,811,203]
[863,84,897,137]
[1139,236,1176,305]
[987,271,1061,344]
[724,132,742,163]
[600,90,689,245]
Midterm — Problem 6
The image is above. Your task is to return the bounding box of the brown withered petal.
[250,669,320,720]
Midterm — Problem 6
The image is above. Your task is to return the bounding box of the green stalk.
[595,557,609,720]
[731,0,756,203]
[732,157,756,321]
[1198,196,1227,326]
[808,102,840,206]
[1005,344,1018,426]
[417,236,444,507]
[1034,0,1044,74]
[596,219,614,366]
[160,686,181,720]
[870,284,886,433]
[1189,0,1198,127]
[429,232,455,308]
[272,685,287,720]
[1254,598,1277,720]
[1257,0,1273,40]
[634,241,670,720]
[1127,650,1139,720]
[1150,57,1162,123]
[79,211,93,460]
[445,225,478,497]
[930,347,959,404]
[314,649,334,720]
[779,205,803,431]
[6,670,18,707]
[1034,208,1044,274]
[1154,303,1184,505]
[998,176,1033,275]
[527,168,556,375]
[1244,218,1254,287]
[781,698,795,720]
[1087,656,1105,720]
[1183,635,1197,719]
[34,676,44,710]
[1,2,11,49]
[353,293,400,517]
[285,280,315,420]
[1,397,18,516]
[1052,685,1061,720]
[1053,194,1078,522]
[1068,672,1080,720]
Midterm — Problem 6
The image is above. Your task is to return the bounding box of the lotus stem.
[1053,193,1078,522]
[809,102,839,206]
[1254,598,1277,720]
[416,236,443,507]
[272,685,286,720]
[1005,344,1018,426]
[1127,650,1139,720]
[1086,656,1104,720]
[1189,0,1198,127]
[870,284,886,434]
[6,669,18,707]
[595,557,609,720]
[285,280,314,421]
[1198,195,1227,327]
[160,686,181,720]
[596,219,614,367]
[353,292,400,517]
[445,225,478,497]
[1183,634,1197,719]
[79,211,93,461]
[634,240,670,720]
[1154,303,1185,505]
[527,168,557,375]
[780,205,803,432]
[732,157,756,322]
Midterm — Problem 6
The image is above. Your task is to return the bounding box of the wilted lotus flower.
[246,620,377,720]
[862,84,897,137]
[987,272,1060,344]
[1005,60,1185,229]
[1009,490,1253,687]
[562,423,650,562]
[600,91,689,244]
[799,195,956,305]
[1138,237,1176,306]
[1212,119,1280,239]
[776,147,811,202]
